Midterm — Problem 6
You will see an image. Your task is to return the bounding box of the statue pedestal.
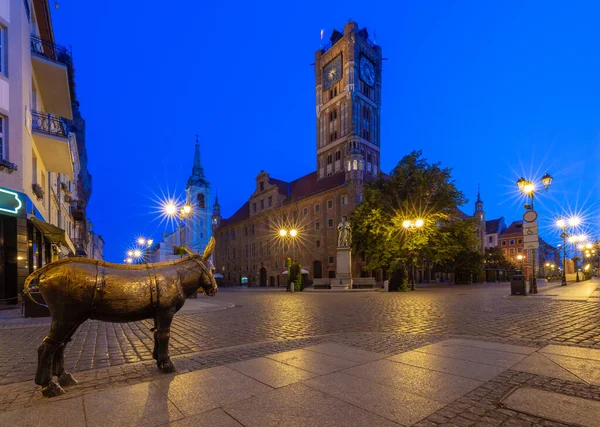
[333,247,352,290]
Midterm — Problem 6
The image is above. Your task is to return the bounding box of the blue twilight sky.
[50,1,600,262]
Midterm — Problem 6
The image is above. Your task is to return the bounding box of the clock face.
[323,55,342,90]
[360,56,375,86]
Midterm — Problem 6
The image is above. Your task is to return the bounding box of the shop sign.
[0,187,24,215]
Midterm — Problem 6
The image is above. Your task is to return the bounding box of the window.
[362,129,370,141]
[328,218,334,228]
[327,154,333,164]
[198,193,205,208]
[259,181,264,191]
[268,196,272,207]
[329,110,337,122]
[303,207,308,216]
[501,240,506,246]
[0,116,4,160]
[315,221,320,230]
[314,204,320,213]
[316,240,321,248]
[260,199,264,209]
[251,224,255,234]
[253,203,257,213]
[245,244,249,258]
[509,240,515,245]
[517,248,522,253]
[328,256,334,264]
[327,200,333,209]
[488,236,493,243]
[517,239,522,244]
[341,195,348,205]
[251,243,255,257]
[335,150,341,161]
[200,232,204,238]
[0,27,5,76]
[509,248,515,254]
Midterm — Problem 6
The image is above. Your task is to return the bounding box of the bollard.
[289,281,295,293]
[383,280,389,292]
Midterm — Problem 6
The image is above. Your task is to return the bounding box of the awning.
[30,217,76,255]
[214,273,224,279]
[282,268,309,275]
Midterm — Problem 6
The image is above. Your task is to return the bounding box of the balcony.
[30,35,73,119]
[70,201,85,221]
[31,110,74,177]
[72,237,88,257]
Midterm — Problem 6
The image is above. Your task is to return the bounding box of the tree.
[352,150,469,290]
[435,218,484,284]
[484,247,516,270]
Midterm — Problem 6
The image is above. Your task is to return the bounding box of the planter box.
[23,293,50,318]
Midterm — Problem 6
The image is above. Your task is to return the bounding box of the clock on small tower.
[323,55,342,90]
[360,56,375,86]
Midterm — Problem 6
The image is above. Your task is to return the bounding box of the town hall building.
[212,21,383,286]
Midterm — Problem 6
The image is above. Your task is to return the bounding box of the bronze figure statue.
[24,237,217,397]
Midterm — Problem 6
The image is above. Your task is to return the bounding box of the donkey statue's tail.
[23,263,54,308]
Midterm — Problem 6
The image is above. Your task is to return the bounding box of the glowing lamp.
[147,239,154,246]
[415,219,424,227]
[127,250,134,257]
[165,203,177,216]
[541,173,553,189]
[182,204,192,215]
[556,218,566,229]
[133,249,142,258]
[516,177,526,193]
[402,220,411,229]
[290,229,298,237]
[137,238,146,246]
[568,216,581,227]
[279,229,287,237]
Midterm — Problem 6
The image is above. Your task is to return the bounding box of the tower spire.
[477,184,481,202]
[187,135,209,188]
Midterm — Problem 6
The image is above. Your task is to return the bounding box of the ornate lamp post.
[165,202,192,257]
[402,218,424,291]
[516,173,552,294]
[279,228,299,291]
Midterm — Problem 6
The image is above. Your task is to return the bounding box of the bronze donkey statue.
[24,237,217,397]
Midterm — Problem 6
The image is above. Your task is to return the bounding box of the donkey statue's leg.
[53,322,83,388]
[35,320,79,397]
[155,311,175,373]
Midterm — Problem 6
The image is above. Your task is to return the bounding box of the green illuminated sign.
[0,188,23,215]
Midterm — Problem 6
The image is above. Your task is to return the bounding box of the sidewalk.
[1,337,599,426]
[532,277,599,301]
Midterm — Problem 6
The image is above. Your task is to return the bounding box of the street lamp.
[402,218,425,290]
[278,228,300,290]
[165,202,193,256]
[517,173,552,294]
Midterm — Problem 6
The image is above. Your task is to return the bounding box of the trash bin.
[510,274,527,295]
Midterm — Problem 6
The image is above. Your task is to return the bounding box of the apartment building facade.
[0,0,101,305]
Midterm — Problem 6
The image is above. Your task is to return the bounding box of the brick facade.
[212,22,383,286]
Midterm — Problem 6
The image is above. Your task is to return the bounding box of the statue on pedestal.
[337,216,352,248]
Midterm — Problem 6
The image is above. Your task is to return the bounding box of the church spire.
[475,184,483,213]
[476,184,481,203]
[187,135,209,188]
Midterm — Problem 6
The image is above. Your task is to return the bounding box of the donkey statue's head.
[186,237,218,297]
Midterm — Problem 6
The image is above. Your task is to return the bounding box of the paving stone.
[342,358,482,403]
[539,344,600,361]
[226,357,317,388]
[302,342,386,363]
[83,381,184,427]
[541,353,600,386]
[388,350,508,381]
[152,366,272,417]
[303,371,445,425]
[414,341,528,368]
[166,409,243,427]
[511,352,585,383]
[0,396,86,427]
[223,382,399,427]
[266,348,360,375]
[501,386,600,427]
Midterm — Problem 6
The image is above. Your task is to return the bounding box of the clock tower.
[315,21,382,181]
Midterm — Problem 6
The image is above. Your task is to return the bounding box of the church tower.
[185,138,212,254]
[212,192,221,230]
[315,21,382,181]
[474,185,486,254]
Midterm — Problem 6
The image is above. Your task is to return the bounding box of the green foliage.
[485,247,516,271]
[286,258,303,291]
[173,245,186,256]
[352,150,480,287]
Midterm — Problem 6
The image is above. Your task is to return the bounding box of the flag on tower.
[320,29,324,40]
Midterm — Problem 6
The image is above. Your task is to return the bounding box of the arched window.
[353,159,358,170]
[197,193,205,208]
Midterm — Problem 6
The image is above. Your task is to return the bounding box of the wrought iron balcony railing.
[31,110,68,138]
[30,35,71,65]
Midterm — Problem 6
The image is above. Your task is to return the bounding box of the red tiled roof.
[502,220,523,236]
[220,171,347,227]
[220,201,250,228]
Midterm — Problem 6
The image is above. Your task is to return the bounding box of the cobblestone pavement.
[1,282,599,388]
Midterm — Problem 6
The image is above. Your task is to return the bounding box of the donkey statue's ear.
[202,237,216,262]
